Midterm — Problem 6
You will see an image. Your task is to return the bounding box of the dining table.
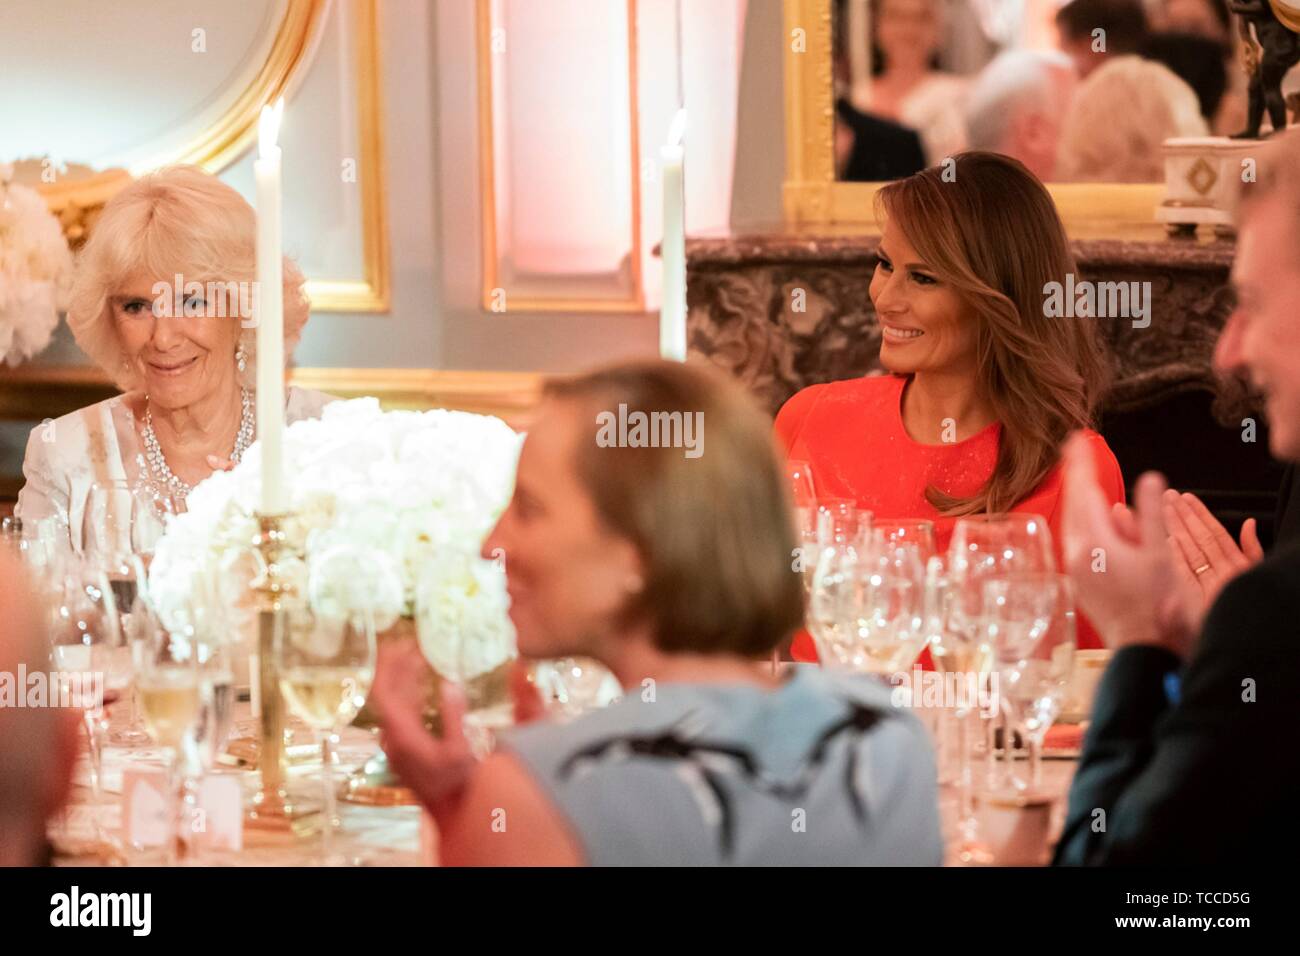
[52,687,1082,867]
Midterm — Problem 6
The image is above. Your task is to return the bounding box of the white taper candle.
[659,109,688,362]
[254,98,286,513]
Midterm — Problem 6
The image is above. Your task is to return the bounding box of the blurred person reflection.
[863,0,969,165]
[964,49,1077,181]
[1056,0,1151,77]
[1057,55,1209,181]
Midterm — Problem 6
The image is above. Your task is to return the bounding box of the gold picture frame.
[782,0,1166,239]
[475,0,646,313]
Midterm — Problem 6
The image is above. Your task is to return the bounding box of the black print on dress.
[557,702,888,858]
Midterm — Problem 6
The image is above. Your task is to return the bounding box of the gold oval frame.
[34,0,328,241]
[31,0,389,313]
[783,0,1167,239]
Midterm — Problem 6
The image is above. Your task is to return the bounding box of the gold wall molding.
[783,0,1169,240]
[28,0,389,313]
[141,0,330,174]
[0,366,543,429]
[475,0,646,313]
[306,0,391,312]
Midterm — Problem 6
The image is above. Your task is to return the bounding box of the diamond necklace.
[142,387,255,498]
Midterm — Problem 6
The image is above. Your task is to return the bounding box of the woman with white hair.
[15,165,332,544]
[1056,55,1209,181]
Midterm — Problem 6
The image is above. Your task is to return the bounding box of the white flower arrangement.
[148,398,524,680]
[0,164,71,367]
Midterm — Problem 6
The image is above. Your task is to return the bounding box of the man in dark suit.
[1054,128,1300,864]
[835,99,927,182]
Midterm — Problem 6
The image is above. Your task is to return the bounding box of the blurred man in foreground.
[1055,129,1300,864]
[0,554,78,866]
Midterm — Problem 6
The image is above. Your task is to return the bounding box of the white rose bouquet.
[0,164,71,367]
[148,398,523,679]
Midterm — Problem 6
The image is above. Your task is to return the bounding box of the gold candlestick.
[245,511,317,834]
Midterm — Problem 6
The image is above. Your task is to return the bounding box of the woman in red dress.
[776,152,1124,657]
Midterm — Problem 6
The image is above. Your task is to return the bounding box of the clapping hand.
[1060,433,1199,659]
[1163,490,1264,622]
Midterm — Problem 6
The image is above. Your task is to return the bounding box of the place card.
[121,767,169,849]
[191,774,243,851]
[121,768,243,851]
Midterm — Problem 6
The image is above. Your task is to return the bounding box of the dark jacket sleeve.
[1054,551,1300,865]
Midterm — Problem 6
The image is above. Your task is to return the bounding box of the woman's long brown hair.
[875,151,1110,515]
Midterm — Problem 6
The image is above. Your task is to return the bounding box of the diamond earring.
[235,344,247,373]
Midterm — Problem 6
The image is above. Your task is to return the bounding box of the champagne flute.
[47,562,129,853]
[82,480,168,747]
[280,549,379,865]
[135,604,201,865]
[945,513,1054,861]
[842,530,928,676]
[807,503,864,666]
[177,638,235,862]
[947,514,1055,765]
[785,459,818,548]
[278,611,376,865]
[982,572,1076,795]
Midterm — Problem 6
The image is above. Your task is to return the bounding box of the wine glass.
[839,530,928,676]
[278,573,378,866]
[982,572,1076,795]
[1,515,21,556]
[134,604,201,865]
[47,562,130,854]
[807,503,864,666]
[785,459,818,544]
[946,513,1055,710]
[81,480,165,747]
[177,577,237,862]
[785,459,817,506]
[532,657,620,719]
[944,512,1054,861]
[872,519,937,561]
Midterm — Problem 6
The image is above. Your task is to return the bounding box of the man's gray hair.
[965,49,1074,152]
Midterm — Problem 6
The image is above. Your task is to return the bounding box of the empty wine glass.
[872,519,937,561]
[785,459,817,507]
[177,627,236,863]
[807,505,864,666]
[47,562,129,854]
[945,513,1055,862]
[532,657,620,719]
[135,604,201,865]
[982,572,1076,795]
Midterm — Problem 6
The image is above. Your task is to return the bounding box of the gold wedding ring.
[1193,563,1211,576]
